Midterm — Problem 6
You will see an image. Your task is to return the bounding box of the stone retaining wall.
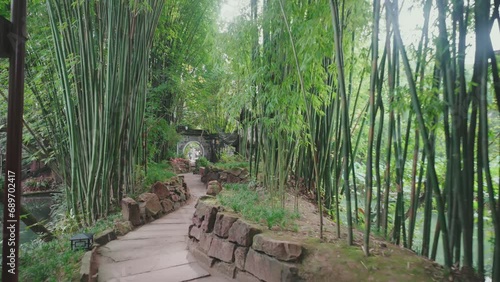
[200,166,249,185]
[188,197,304,282]
[120,175,190,228]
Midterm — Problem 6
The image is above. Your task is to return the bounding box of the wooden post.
[2,0,27,281]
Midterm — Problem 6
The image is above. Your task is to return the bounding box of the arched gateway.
[176,127,219,162]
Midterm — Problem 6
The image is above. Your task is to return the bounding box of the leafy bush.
[144,162,176,187]
[195,157,211,170]
[197,156,210,167]
[218,184,299,230]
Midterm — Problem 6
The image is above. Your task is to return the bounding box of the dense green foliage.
[220,0,499,279]
[1,0,499,280]
[145,118,180,162]
[148,0,225,132]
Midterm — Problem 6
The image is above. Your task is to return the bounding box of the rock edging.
[200,166,249,185]
[188,197,304,282]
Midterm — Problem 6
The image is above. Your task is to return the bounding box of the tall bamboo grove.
[47,0,164,224]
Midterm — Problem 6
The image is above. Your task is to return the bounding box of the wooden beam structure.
[2,1,27,281]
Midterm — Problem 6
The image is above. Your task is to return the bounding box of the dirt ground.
[226,186,472,282]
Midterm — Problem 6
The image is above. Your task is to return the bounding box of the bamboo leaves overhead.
[223,0,499,279]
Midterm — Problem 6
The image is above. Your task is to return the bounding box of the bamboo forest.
[0,0,499,281]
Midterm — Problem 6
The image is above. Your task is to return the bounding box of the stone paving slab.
[121,229,190,240]
[131,224,191,232]
[114,262,210,282]
[99,242,188,262]
[96,173,232,282]
[101,234,186,250]
[99,250,198,280]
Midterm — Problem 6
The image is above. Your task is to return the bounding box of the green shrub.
[144,162,176,187]
[196,156,211,169]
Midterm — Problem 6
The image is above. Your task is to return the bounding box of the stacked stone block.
[188,197,304,282]
[120,176,191,229]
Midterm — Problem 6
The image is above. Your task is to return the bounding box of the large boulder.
[139,202,152,223]
[151,181,170,200]
[201,167,220,184]
[234,246,249,270]
[227,173,241,183]
[244,248,299,282]
[239,169,250,181]
[199,232,214,253]
[138,193,163,217]
[214,213,239,238]
[252,234,303,262]
[179,193,186,201]
[200,206,218,233]
[189,240,215,268]
[219,171,228,181]
[114,221,133,236]
[228,219,262,247]
[161,199,174,213]
[170,158,191,174]
[94,229,117,246]
[212,261,236,279]
[206,180,223,196]
[120,197,141,226]
[170,193,180,202]
[189,224,201,240]
[193,199,222,232]
[199,167,206,176]
[207,236,236,263]
[228,168,243,177]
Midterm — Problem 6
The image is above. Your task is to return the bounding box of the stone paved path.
[97,173,231,282]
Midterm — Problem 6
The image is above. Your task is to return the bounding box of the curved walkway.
[97,173,231,282]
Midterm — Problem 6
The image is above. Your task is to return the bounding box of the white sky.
[219,0,249,27]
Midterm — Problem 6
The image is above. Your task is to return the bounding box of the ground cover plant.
[217,183,300,230]
[18,213,121,281]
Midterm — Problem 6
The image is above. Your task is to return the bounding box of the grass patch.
[213,153,249,170]
[20,238,85,282]
[19,212,121,282]
[217,183,299,230]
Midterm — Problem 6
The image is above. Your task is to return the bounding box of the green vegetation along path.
[97,173,231,282]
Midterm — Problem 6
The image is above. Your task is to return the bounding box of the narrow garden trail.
[96,173,231,282]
